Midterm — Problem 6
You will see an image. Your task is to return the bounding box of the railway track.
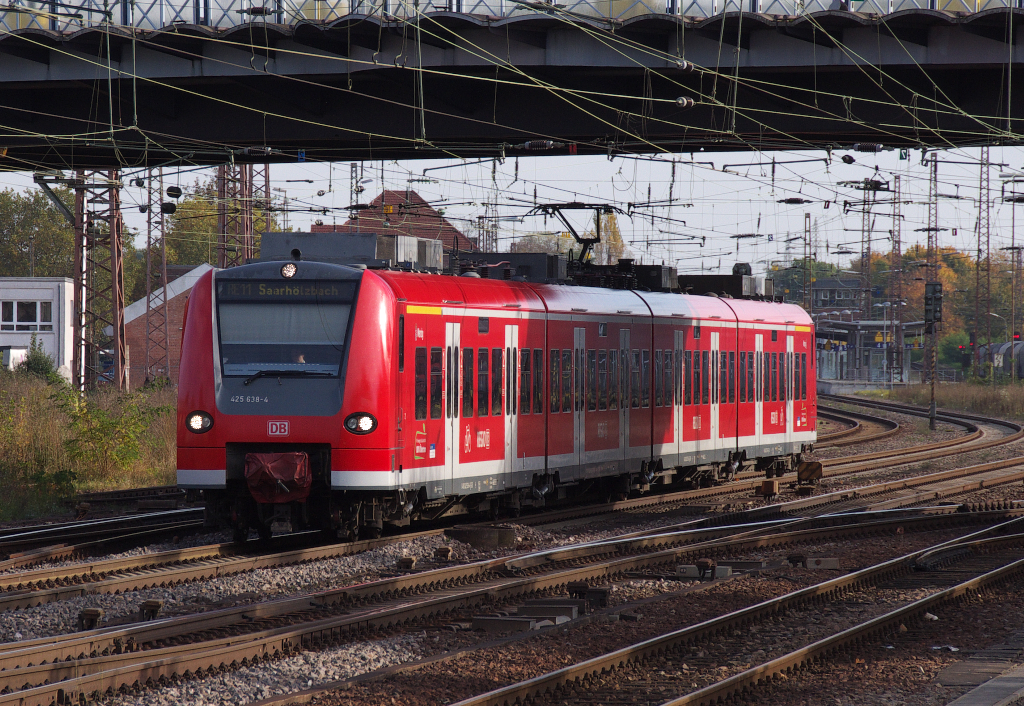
[0,506,1017,706]
[0,397,1014,618]
[446,523,1024,706]
[816,406,900,448]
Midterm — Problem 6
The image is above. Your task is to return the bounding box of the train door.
[619,328,630,464]
[574,327,586,468]
[785,334,794,449]
[755,333,764,450]
[674,329,685,467]
[445,322,461,489]
[504,325,519,475]
[710,331,720,458]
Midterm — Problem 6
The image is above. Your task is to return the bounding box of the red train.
[177,259,816,541]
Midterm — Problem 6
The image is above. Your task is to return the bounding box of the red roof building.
[311,189,477,251]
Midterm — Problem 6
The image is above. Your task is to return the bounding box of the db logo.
[268,420,290,437]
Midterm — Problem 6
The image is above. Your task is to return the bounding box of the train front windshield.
[216,279,357,378]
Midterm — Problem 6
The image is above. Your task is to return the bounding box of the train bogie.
[178,260,816,540]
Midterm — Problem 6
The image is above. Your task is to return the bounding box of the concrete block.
[525,598,586,612]
[586,587,610,608]
[677,565,702,578]
[398,556,417,570]
[434,547,452,561]
[806,557,840,569]
[719,559,766,571]
[472,616,536,633]
[517,604,578,620]
[78,608,104,631]
[715,566,733,578]
[445,526,517,551]
[140,599,164,621]
[567,581,589,599]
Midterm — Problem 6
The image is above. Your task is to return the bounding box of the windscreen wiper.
[243,370,334,386]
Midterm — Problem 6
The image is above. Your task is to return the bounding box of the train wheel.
[232,526,249,544]
[257,522,273,542]
[365,526,382,540]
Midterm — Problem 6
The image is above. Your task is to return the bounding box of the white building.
[0,278,73,379]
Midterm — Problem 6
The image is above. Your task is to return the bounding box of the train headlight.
[186,411,214,434]
[344,413,377,434]
[281,263,297,278]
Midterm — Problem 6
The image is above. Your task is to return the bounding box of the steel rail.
[448,520,1024,706]
[816,406,900,448]
[0,511,1012,703]
[816,410,862,442]
[659,554,1024,705]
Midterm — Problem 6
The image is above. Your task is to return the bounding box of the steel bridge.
[0,0,1022,168]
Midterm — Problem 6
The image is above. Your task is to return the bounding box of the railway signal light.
[924,282,943,330]
[1015,332,1021,341]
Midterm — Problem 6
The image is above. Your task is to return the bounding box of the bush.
[0,373,176,518]
[888,379,1024,420]
[17,334,57,380]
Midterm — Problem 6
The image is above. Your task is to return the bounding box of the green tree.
[0,187,75,278]
[164,177,283,267]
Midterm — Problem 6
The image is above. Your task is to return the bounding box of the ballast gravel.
[0,533,476,643]
[103,634,426,706]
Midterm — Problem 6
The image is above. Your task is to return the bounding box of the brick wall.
[125,288,190,389]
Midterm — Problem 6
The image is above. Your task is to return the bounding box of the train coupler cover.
[244,452,312,503]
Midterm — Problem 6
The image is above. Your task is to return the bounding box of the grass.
[886,380,1024,421]
[0,371,175,520]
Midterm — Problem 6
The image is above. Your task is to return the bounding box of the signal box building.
[0,277,73,378]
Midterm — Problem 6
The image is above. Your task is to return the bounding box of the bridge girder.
[0,9,1022,167]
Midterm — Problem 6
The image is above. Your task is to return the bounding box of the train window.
[684,351,692,405]
[492,348,503,416]
[793,353,798,400]
[587,350,597,412]
[430,348,443,419]
[748,352,755,403]
[631,350,641,409]
[415,348,427,420]
[599,323,608,337]
[801,353,807,400]
[620,349,629,410]
[562,350,573,413]
[779,352,786,402]
[446,346,452,419]
[739,352,746,402]
[693,325,701,340]
[719,352,727,405]
[701,351,709,405]
[398,316,405,373]
[550,350,560,414]
[478,348,489,416]
[454,348,460,418]
[654,351,663,407]
[641,350,651,408]
[771,352,778,402]
[608,350,618,411]
[520,349,531,415]
[665,351,674,407]
[675,350,683,404]
[598,350,608,411]
[762,352,770,402]
[463,348,474,418]
[511,348,518,415]
[729,351,735,403]
[505,348,512,416]
[534,350,544,414]
[771,330,778,342]
[479,317,489,334]
[577,348,585,409]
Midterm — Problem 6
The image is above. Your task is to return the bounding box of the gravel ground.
[745,582,1024,706]
[812,407,963,461]
[0,533,479,643]
[105,634,428,706]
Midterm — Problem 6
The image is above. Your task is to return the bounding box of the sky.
[3,144,1024,275]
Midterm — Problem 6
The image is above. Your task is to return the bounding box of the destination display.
[217,280,357,302]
